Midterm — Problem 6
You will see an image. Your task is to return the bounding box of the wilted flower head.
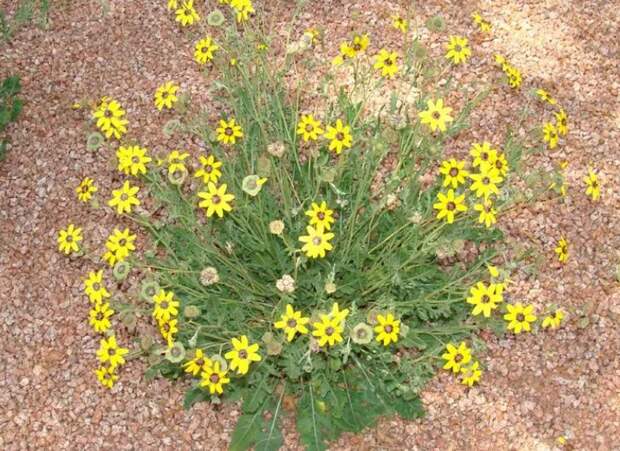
[276,274,295,294]
[242,175,267,196]
[113,261,131,281]
[324,282,337,294]
[269,220,285,235]
[207,9,225,26]
[140,280,160,302]
[351,323,373,344]
[184,305,200,319]
[168,166,188,185]
[200,266,219,286]
[87,132,105,151]
[267,141,286,158]
[386,193,401,210]
[165,342,186,363]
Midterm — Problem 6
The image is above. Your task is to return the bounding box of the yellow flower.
[487,264,500,279]
[95,365,118,389]
[96,335,129,369]
[312,314,344,347]
[418,98,453,133]
[543,122,559,149]
[469,142,498,168]
[298,225,334,259]
[200,361,230,394]
[92,97,128,140]
[154,81,179,111]
[328,302,349,323]
[349,33,370,56]
[332,42,354,66]
[166,150,190,173]
[159,318,178,347]
[555,109,568,136]
[194,36,218,64]
[224,335,262,375]
[231,0,255,22]
[84,269,111,303]
[167,0,178,10]
[184,349,212,376]
[433,189,467,224]
[460,361,482,387]
[304,27,320,46]
[374,313,400,346]
[474,200,497,228]
[555,237,569,263]
[194,154,223,184]
[175,0,200,26]
[373,49,399,78]
[274,304,310,342]
[466,281,502,317]
[542,310,564,329]
[504,303,537,334]
[439,159,469,188]
[57,224,83,255]
[305,201,335,231]
[89,302,115,334]
[536,88,557,105]
[504,64,522,88]
[216,117,243,145]
[103,228,136,267]
[116,145,151,176]
[469,163,503,199]
[445,36,471,65]
[492,152,509,177]
[296,114,324,142]
[472,12,492,33]
[198,183,235,218]
[324,119,352,154]
[153,289,180,323]
[392,15,408,33]
[442,341,472,374]
[584,168,600,201]
[108,181,140,215]
[76,177,97,202]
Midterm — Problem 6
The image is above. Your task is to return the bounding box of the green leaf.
[391,396,425,420]
[230,409,265,451]
[183,386,208,410]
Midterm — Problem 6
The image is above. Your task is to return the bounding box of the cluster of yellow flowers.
[296,114,353,155]
[494,54,523,89]
[168,0,255,26]
[298,201,335,259]
[330,32,401,79]
[433,141,508,227]
[471,12,492,33]
[82,269,128,388]
[152,289,180,347]
[442,341,481,387]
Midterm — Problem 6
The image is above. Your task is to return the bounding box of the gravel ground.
[1,0,618,449]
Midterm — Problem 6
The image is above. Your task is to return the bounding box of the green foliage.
[0,76,22,161]
[0,0,49,42]
[131,9,526,450]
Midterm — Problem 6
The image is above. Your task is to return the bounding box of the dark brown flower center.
[495,160,503,169]
[120,193,129,201]
[482,177,490,185]
[160,301,169,310]
[238,350,248,359]
[353,43,361,51]
[591,181,598,188]
[317,212,325,220]
[209,374,220,383]
[82,185,90,192]
[336,132,345,141]
[65,235,73,242]
[104,109,112,118]
[516,313,525,322]
[446,202,456,211]
[432,111,441,120]
[325,326,334,336]
[205,165,212,173]
[211,195,221,204]
[225,127,233,136]
[312,236,322,245]
[449,168,458,177]
[481,152,488,160]
[384,325,393,333]
[482,295,490,303]
[108,348,116,356]
[384,58,393,65]
[287,319,297,328]
[195,358,204,367]
[131,156,140,164]
[454,353,463,362]
[96,312,104,321]
[305,124,314,132]
[118,239,126,247]
[92,282,101,291]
